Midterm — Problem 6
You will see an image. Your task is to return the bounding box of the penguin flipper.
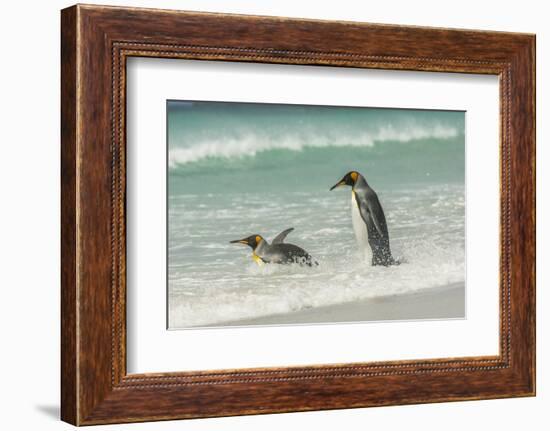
[367,200,388,239]
[272,227,294,244]
[355,191,389,239]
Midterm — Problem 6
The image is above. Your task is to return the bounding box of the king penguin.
[330,171,397,266]
[230,228,317,266]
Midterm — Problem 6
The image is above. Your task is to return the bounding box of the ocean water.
[167,101,465,328]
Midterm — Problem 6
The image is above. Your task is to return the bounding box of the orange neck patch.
[350,172,358,183]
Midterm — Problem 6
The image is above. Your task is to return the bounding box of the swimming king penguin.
[330,171,397,266]
[230,228,317,266]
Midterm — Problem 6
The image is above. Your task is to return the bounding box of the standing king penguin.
[330,171,397,266]
[230,228,317,266]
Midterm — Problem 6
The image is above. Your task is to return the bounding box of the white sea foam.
[168,124,459,167]
[168,245,465,328]
[168,185,465,328]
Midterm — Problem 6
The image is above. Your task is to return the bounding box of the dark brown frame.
[61,4,535,426]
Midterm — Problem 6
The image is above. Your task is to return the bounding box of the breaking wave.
[168,124,459,167]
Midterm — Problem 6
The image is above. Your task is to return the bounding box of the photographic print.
[167,100,465,329]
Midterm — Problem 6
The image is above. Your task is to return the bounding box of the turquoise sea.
[167,101,465,328]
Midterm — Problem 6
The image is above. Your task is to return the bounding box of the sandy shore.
[206,283,465,328]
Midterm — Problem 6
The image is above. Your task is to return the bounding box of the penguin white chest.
[351,192,370,258]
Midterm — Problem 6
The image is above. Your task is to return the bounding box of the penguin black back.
[230,228,318,266]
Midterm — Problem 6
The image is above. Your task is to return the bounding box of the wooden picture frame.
[61,4,535,425]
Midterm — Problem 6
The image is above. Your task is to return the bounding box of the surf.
[168,124,460,167]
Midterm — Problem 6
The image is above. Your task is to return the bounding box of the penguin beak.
[230,239,249,245]
[330,180,346,191]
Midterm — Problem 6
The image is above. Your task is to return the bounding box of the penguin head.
[230,234,264,249]
[330,171,359,190]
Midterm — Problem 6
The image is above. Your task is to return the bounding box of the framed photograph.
[61,4,535,425]
[164,100,466,330]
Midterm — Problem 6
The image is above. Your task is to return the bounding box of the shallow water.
[167,101,465,328]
